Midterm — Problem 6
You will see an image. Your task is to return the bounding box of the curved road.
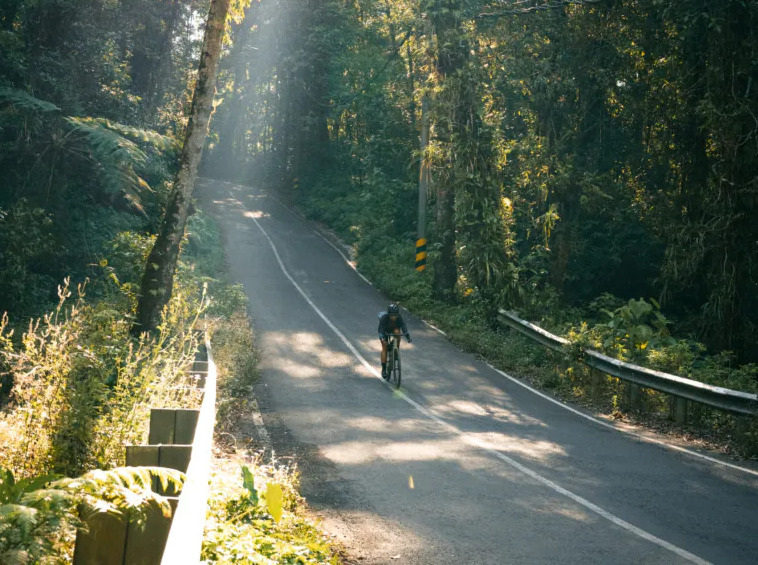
[200,179,758,565]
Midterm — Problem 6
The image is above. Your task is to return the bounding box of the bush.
[0,466,183,563]
[0,277,204,479]
[0,200,57,315]
[211,312,260,432]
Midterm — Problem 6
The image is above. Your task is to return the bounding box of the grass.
[202,453,343,565]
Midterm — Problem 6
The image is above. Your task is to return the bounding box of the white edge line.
[248,398,271,446]
[218,179,758,480]
[237,191,709,565]
[485,362,758,479]
[220,180,758,480]
[264,190,374,286]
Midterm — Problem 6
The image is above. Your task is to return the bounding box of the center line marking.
[229,189,710,565]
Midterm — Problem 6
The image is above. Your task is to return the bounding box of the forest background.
[2,0,758,471]
[201,0,758,451]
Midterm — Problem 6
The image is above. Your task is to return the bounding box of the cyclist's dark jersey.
[378,311,408,338]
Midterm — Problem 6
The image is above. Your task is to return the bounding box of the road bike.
[385,334,402,389]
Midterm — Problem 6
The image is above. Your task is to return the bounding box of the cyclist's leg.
[380,337,388,377]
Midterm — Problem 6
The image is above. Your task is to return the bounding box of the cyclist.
[378,303,411,379]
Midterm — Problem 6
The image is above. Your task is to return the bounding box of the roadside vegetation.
[202,455,343,564]
[0,0,216,557]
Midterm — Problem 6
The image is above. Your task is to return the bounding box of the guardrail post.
[673,396,688,425]
[589,369,604,400]
[72,510,127,564]
[149,408,199,445]
[630,383,643,411]
[122,498,179,565]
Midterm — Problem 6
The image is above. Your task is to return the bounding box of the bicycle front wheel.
[392,349,401,389]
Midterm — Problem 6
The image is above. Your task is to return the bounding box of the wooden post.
[590,369,604,400]
[72,511,127,565]
[149,408,199,445]
[673,396,688,425]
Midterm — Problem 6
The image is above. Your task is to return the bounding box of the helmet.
[388,303,399,315]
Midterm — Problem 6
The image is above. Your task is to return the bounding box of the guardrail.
[160,339,216,564]
[497,309,758,421]
[73,337,217,564]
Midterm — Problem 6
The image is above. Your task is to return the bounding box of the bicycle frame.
[386,333,402,388]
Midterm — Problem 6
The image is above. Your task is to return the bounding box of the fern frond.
[78,117,180,154]
[65,117,151,213]
[0,504,39,535]
[0,548,32,565]
[0,468,63,505]
[0,88,60,114]
[50,466,184,523]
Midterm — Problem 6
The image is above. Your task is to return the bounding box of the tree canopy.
[204,0,758,363]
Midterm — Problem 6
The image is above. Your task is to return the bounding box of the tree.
[132,0,231,335]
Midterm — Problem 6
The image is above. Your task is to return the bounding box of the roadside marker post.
[415,238,427,271]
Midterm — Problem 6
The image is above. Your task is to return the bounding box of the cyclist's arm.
[378,314,388,338]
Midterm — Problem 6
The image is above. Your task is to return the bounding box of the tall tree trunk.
[131,0,231,336]
[430,3,468,300]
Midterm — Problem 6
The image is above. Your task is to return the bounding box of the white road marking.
[485,363,758,479]
[213,178,758,479]
[236,191,709,565]
[264,190,374,286]
[249,398,271,446]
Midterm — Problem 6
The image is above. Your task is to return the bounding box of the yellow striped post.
[415,238,427,271]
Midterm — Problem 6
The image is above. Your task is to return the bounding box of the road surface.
[200,178,758,565]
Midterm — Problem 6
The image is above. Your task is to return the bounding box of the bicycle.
[384,333,403,389]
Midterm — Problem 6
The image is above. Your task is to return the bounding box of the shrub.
[0,465,183,563]
[0,277,204,479]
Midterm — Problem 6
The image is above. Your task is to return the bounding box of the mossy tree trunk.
[131,0,231,336]
[429,1,469,301]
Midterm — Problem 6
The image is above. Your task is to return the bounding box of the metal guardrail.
[161,337,217,564]
[498,309,758,417]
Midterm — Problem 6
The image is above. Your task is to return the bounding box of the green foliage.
[0,86,60,113]
[0,275,204,478]
[0,465,183,563]
[0,200,57,314]
[599,298,673,357]
[212,312,260,430]
[0,0,208,318]
[202,461,340,564]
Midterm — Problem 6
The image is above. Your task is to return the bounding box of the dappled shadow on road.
[198,177,754,564]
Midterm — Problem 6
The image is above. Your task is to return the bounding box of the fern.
[0,88,171,215]
[52,466,185,522]
[79,117,180,154]
[0,466,185,562]
[65,117,152,213]
[0,87,60,114]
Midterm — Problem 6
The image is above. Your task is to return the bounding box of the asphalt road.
[200,178,758,565]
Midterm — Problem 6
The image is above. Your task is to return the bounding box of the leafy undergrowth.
[202,453,343,565]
